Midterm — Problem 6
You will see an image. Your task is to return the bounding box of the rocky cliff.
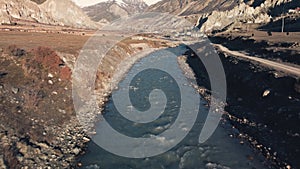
[0,0,98,29]
[147,0,299,33]
[199,0,299,33]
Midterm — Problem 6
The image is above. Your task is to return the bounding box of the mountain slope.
[147,0,239,15]
[0,0,98,29]
[83,0,148,23]
[0,0,56,25]
[40,0,98,28]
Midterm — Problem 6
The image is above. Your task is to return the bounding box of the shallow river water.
[79,47,267,169]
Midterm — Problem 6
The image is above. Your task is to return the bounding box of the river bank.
[186,37,300,168]
[0,32,171,168]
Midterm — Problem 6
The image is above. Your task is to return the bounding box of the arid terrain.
[0,24,175,168]
[0,25,92,168]
[0,0,299,168]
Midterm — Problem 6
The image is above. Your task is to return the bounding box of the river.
[78,46,267,169]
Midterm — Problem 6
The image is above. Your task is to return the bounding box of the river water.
[78,46,267,169]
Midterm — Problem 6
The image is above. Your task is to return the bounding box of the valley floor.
[0,25,299,168]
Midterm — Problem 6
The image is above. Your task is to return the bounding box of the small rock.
[17,142,28,155]
[36,143,49,149]
[48,80,54,85]
[39,154,48,161]
[58,109,66,114]
[77,163,82,167]
[12,87,19,94]
[262,89,270,97]
[205,162,229,169]
[48,73,54,78]
[52,91,58,95]
[82,137,90,142]
[72,148,80,155]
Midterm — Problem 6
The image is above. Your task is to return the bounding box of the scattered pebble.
[48,80,54,85]
[262,89,270,97]
[83,137,90,142]
[77,163,82,167]
[11,87,19,94]
[72,148,80,155]
[58,109,66,114]
[48,73,54,78]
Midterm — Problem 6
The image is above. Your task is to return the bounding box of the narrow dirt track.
[214,44,300,77]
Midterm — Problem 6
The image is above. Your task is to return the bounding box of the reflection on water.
[79,47,266,169]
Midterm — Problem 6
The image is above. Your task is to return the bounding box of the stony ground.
[0,44,91,168]
[0,27,94,168]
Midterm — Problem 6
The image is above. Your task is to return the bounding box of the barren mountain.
[40,0,98,28]
[0,0,98,29]
[147,0,239,15]
[83,0,148,23]
[148,0,300,33]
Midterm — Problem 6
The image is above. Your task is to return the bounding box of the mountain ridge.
[83,0,148,23]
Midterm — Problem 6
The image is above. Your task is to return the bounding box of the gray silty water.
[79,46,267,169]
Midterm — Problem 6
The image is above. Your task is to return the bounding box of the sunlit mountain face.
[82,0,148,23]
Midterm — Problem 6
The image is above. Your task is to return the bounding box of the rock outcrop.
[199,2,272,33]
[201,0,300,33]
[148,0,299,33]
[0,0,56,25]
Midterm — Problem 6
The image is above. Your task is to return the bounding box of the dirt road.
[214,44,300,77]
